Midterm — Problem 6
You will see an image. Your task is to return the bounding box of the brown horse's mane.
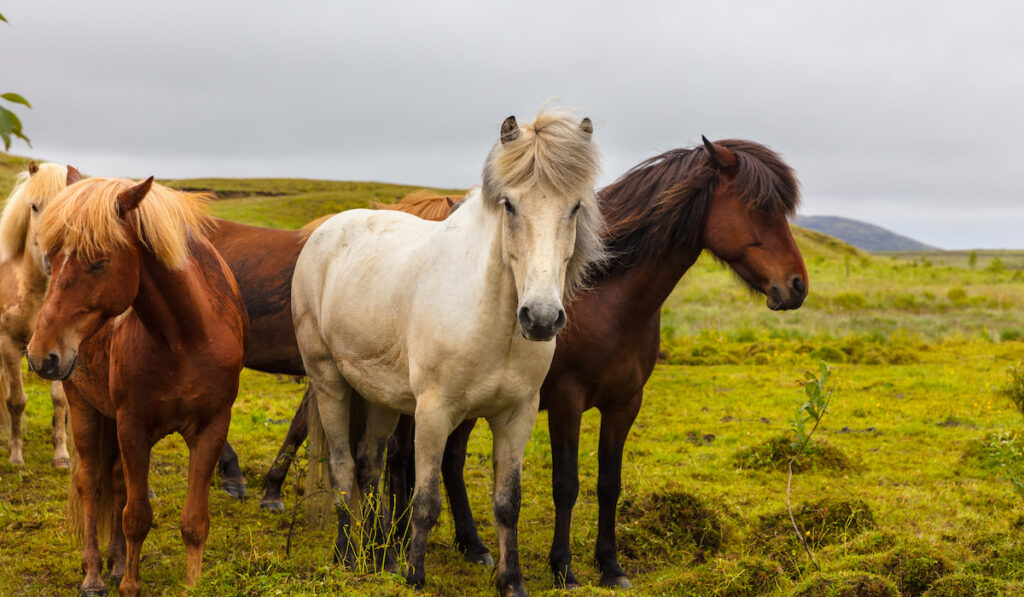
[597,139,799,277]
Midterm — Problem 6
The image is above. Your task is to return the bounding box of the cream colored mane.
[0,163,67,262]
[39,177,213,270]
[481,107,604,296]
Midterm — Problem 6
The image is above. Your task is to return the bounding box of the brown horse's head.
[699,137,807,310]
[27,173,154,380]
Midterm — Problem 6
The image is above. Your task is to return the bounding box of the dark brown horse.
[387,137,808,589]
[27,171,248,597]
[206,192,462,509]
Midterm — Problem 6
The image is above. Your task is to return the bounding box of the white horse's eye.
[571,202,581,216]
[502,199,516,216]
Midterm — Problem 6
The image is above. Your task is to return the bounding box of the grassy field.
[1,153,1024,596]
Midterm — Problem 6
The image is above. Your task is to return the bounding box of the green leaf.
[1,93,31,108]
[0,106,13,150]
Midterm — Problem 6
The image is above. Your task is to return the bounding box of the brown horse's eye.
[88,260,109,273]
[30,204,38,213]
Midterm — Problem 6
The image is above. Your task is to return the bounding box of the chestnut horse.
[389,137,808,589]
[205,190,463,508]
[0,162,70,467]
[27,171,248,597]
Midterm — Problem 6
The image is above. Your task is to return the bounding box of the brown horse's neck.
[131,246,209,352]
[612,244,704,320]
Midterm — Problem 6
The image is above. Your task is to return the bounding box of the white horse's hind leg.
[488,395,540,597]
[51,382,71,468]
[355,402,401,572]
[404,396,459,588]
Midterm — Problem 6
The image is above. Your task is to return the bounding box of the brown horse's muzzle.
[767,274,807,311]
[27,348,78,381]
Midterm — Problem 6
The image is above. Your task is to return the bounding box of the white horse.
[295,108,602,597]
[0,162,70,468]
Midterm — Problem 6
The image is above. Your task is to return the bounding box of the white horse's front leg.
[488,394,540,597]
[405,396,459,588]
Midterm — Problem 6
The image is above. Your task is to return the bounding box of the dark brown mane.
[596,139,799,277]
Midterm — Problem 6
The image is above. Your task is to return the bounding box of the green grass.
[3,154,1024,595]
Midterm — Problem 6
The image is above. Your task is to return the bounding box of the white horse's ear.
[501,116,520,145]
[66,166,82,186]
[580,117,593,139]
[117,176,154,217]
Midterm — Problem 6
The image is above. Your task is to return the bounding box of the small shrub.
[734,434,852,473]
[986,257,1007,273]
[922,573,1006,597]
[793,571,897,597]
[618,488,726,563]
[1000,328,1024,342]
[1001,362,1024,416]
[755,498,875,573]
[832,292,867,310]
[947,287,967,302]
[880,542,951,596]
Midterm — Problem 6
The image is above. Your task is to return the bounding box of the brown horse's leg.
[216,441,246,501]
[69,402,110,596]
[594,392,642,589]
[4,352,27,466]
[260,385,312,511]
[547,403,583,589]
[386,414,414,545]
[355,403,401,572]
[442,417,492,565]
[108,455,127,584]
[51,382,71,468]
[182,413,231,585]
[116,420,153,597]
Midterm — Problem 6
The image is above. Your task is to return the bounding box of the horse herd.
[0,106,808,596]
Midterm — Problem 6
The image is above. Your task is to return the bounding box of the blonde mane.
[39,177,213,270]
[0,163,67,261]
[481,107,604,296]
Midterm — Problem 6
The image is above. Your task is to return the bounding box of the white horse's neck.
[441,190,520,337]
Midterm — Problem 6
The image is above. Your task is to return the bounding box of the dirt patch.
[734,434,854,473]
[618,488,725,565]
[755,498,875,573]
[686,431,716,446]
[922,574,1007,597]
[793,572,897,597]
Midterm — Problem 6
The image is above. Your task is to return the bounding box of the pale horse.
[294,108,604,597]
[0,162,70,467]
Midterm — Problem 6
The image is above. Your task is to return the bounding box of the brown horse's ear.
[117,176,154,217]
[702,135,738,174]
[445,197,455,208]
[580,117,593,139]
[66,165,82,186]
[500,116,520,145]
[28,161,39,176]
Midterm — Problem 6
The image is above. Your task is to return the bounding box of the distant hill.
[793,215,937,252]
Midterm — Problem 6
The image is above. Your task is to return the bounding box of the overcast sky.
[2,1,1022,248]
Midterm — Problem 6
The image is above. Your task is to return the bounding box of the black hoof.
[221,477,247,501]
[464,551,494,567]
[258,496,284,512]
[553,570,580,590]
[403,572,425,589]
[600,575,632,589]
[80,589,107,597]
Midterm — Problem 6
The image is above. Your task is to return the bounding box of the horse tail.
[67,415,116,544]
[305,385,334,525]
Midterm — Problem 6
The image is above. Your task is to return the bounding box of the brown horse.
[27,171,248,597]
[388,137,808,588]
[0,162,70,468]
[203,191,463,509]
